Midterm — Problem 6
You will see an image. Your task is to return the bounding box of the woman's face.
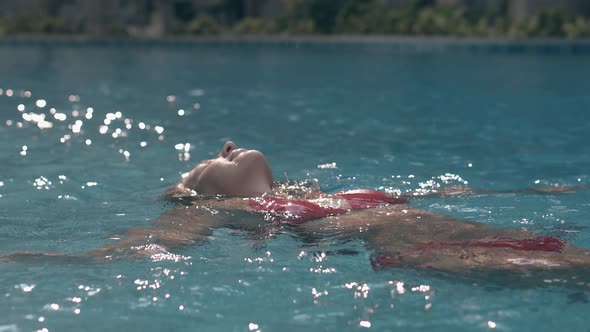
[181,141,273,196]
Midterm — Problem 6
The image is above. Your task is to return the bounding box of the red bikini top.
[248,189,407,224]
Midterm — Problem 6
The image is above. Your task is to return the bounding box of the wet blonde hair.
[163,178,322,205]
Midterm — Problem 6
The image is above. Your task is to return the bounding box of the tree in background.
[1,0,590,38]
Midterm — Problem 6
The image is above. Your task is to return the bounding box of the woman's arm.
[85,206,213,260]
[0,205,225,263]
[299,203,590,273]
[88,201,261,260]
[2,199,260,263]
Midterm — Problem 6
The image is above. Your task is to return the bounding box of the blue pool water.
[1,41,590,331]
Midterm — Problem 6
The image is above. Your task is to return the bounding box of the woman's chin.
[234,149,266,164]
[246,182,272,196]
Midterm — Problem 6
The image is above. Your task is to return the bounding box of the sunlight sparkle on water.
[59,134,71,143]
[77,285,100,296]
[36,99,47,108]
[18,284,35,292]
[317,162,337,169]
[71,120,83,134]
[54,113,67,121]
[411,285,431,292]
[120,150,131,160]
[391,281,405,294]
[344,282,371,299]
[360,320,371,328]
[33,176,53,190]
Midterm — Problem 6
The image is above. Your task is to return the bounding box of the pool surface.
[1,41,589,331]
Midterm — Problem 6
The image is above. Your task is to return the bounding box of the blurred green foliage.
[233,17,277,35]
[266,0,590,38]
[1,0,590,38]
[0,15,83,35]
[186,15,222,35]
[563,17,590,38]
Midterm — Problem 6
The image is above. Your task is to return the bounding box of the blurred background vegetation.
[1,0,590,38]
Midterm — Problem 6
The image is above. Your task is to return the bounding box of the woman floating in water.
[3,141,590,277]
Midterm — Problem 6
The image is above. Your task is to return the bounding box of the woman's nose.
[220,141,237,158]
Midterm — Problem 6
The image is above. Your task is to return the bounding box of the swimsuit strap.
[248,189,407,224]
